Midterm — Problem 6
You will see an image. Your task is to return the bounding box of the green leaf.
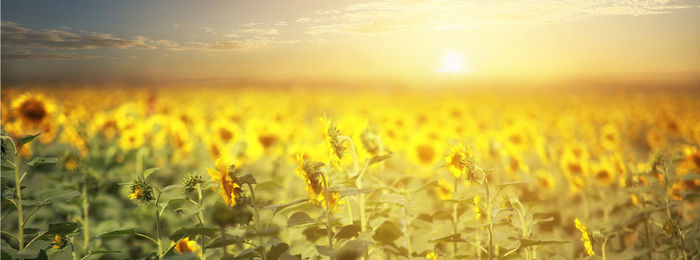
[381,193,409,205]
[26,157,58,166]
[143,167,160,179]
[47,222,80,235]
[160,184,182,193]
[263,198,307,216]
[97,227,137,238]
[38,189,81,205]
[85,249,120,257]
[518,239,569,249]
[372,221,403,244]
[238,174,257,185]
[336,240,369,259]
[266,242,289,260]
[429,233,466,243]
[17,133,41,151]
[205,234,241,249]
[368,155,391,166]
[169,226,219,241]
[315,245,337,257]
[287,212,315,227]
[334,224,361,240]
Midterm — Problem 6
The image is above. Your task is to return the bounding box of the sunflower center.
[20,98,47,122]
[258,134,277,149]
[416,144,435,163]
[218,128,234,142]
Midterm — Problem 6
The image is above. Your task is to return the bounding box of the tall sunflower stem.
[452,176,459,256]
[196,183,207,260]
[247,183,267,260]
[154,193,163,260]
[7,137,26,257]
[321,173,333,249]
[484,177,494,260]
[82,174,90,253]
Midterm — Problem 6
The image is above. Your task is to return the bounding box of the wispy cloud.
[304,0,700,34]
[1,21,158,49]
[1,50,102,61]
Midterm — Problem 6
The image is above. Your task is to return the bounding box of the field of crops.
[1,87,699,259]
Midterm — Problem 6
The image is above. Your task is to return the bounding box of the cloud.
[304,0,700,34]
[1,21,158,49]
[1,50,102,61]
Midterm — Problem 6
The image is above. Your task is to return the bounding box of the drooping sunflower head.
[360,124,383,156]
[129,179,155,203]
[296,153,325,199]
[574,218,595,256]
[321,115,345,168]
[444,142,477,179]
[207,156,242,207]
[172,237,201,255]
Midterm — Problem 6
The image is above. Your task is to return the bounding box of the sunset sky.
[2,0,699,86]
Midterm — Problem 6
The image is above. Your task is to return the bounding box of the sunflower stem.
[9,137,25,258]
[82,173,90,253]
[321,172,333,249]
[452,176,459,256]
[196,183,207,260]
[247,182,267,260]
[154,192,163,260]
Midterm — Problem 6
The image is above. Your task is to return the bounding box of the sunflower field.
[1,87,699,260]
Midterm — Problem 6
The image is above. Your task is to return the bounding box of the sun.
[436,51,471,74]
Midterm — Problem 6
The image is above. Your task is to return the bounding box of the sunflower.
[119,125,145,151]
[434,179,454,200]
[574,218,595,256]
[51,234,67,249]
[207,156,241,207]
[296,153,340,211]
[321,115,345,168]
[11,92,55,128]
[10,92,57,142]
[444,141,476,178]
[600,124,621,151]
[172,237,201,256]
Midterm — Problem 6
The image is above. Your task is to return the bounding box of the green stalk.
[9,137,25,257]
[452,176,459,256]
[196,183,207,260]
[82,174,90,252]
[321,173,333,249]
[247,183,266,260]
[154,193,163,260]
[484,177,494,260]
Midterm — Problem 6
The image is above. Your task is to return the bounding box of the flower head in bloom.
[207,156,242,207]
[574,218,595,256]
[11,92,55,128]
[434,179,454,200]
[321,115,345,168]
[426,251,437,260]
[129,179,155,203]
[296,153,341,211]
[172,237,201,255]
[52,234,67,249]
[444,142,476,179]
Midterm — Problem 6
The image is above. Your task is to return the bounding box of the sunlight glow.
[436,51,471,74]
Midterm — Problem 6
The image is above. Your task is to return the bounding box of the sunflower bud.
[129,179,155,203]
[183,173,204,194]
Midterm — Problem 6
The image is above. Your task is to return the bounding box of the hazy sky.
[2,0,700,85]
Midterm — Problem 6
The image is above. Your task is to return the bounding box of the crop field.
[1,87,699,260]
